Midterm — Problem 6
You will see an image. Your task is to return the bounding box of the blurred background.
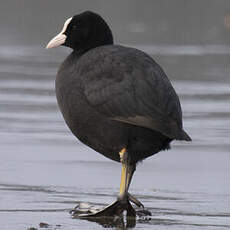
[0,1,230,229]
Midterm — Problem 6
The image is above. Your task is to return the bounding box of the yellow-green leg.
[118,149,144,208]
[71,148,145,218]
[118,148,135,198]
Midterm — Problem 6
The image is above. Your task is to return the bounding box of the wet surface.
[0,44,230,229]
[1,1,230,227]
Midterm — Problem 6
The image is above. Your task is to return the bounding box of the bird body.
[56,45,190,163]
[46,11,191,218]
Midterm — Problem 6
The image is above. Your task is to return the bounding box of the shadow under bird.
[46,11,191,219]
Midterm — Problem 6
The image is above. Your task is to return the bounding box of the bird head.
[46,11,113,53]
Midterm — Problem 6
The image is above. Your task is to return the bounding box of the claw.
[136,209,152,217]
[128,193,144,209]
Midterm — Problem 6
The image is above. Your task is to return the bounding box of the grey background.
[1,0,230,45]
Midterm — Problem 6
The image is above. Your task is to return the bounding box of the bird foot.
[70,199,135,219]
[70,196,151,219]
[128,193,144,208]
[127,193,152,217]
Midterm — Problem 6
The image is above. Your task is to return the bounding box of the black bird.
[46,11,191,218]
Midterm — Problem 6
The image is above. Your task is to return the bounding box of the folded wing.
[78,46,191,141]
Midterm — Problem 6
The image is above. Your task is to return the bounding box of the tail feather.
[178,130,192,141]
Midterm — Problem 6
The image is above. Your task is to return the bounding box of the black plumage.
[46,11,191,217]
[56,44,190,163]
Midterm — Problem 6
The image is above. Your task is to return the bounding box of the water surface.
[0,43,230,229]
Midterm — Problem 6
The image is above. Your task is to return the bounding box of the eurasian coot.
[46,11,191,218]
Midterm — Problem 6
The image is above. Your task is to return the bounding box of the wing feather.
[77,45,191,140]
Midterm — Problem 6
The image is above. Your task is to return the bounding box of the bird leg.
[118,150,151,217]
[118,148,130,199]
[118,149,136,201]
[116,148,136,217]
[71,148,150,219]
[118,149,145,209]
